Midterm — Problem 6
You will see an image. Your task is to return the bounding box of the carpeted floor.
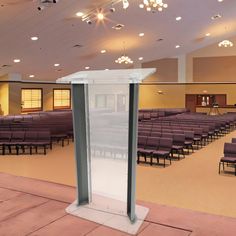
[0,131,236,219]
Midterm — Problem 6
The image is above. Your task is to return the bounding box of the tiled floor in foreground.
[0,173,236,236]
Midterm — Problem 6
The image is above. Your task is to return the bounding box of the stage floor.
[0,172,236,236]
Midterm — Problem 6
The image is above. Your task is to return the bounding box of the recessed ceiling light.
[54,63,60,67]
[101,49,106,54]
[97,12,104,20]
[139,33,144,37]
[85,66,90,70]
[13,59,21,63]
[105,69,109,71]
[29,75,35,78]
[176,16,182,21]
[205,33,211,37]
[139,4,144,8]
[31,36,38,41]
[218,0,223,2]
[175,45,180,48]
[76,12,84,17]
[211,14,222,20]
[139,57,143,61]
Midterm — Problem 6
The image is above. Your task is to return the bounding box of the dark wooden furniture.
[185,94,227,112]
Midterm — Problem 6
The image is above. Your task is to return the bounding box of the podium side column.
[72,84,90,205]
[127,83,139,223]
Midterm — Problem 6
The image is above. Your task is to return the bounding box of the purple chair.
[0,131,12,155]
[184,131,194,153]
[7,131,25,155]
[18,131,37,155]
[232,138,236,144]
[152,138,173,167]
[138,137,159,164]
[32,131,52,155]
[137,136,147,164]
[172,134,185,160]
[219,143,236,176]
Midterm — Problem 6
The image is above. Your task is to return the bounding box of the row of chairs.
[0,131,52,155]
[139,128,204,150]
[219,138,236,176]
[139,109,188,121]
[138,137,173,167]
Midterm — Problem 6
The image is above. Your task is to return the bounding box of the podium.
[57,68,155,234]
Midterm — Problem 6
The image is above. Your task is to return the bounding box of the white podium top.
[57,68,156,84]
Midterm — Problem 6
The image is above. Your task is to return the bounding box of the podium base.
[66,195,149,235]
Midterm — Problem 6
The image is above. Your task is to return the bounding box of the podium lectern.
[57,69,155,234]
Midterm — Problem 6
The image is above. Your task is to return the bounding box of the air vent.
[2,64,11,68]
[73,44,83,48]
[112,24,124,30]
[211,14,222,20]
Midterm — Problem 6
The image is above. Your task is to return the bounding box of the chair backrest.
[150,113,158,118]
[150,132,161,137]
[138,136,147,148]
[162,133,173,139]
[152,127,162,132]
[184,131,194,139]
[159,138,173,151]
[37,131,51,141]
[0,131,12,141]
[138,131,150,137]
[173,134,185,145]
[231,138,236,144]
[24,131,37,141]
[224,143,236,157]
[143,113,151,120]
[11,131,25,141]
[146,137,160,150]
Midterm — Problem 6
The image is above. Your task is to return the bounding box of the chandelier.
[139,0,168,12]
[218,40,234,48]
[115,55,133,64]
[115,42,133,64]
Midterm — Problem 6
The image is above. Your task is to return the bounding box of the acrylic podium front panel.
[88,84,129,213]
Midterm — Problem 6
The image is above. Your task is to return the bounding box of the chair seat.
[51,134,67,138]
[153,150,169,156]
[194,137,201,141]
[184,141,192,145]
[5,142,21,146]
[172,145,184,150]
[138,148,153,154]
[32,141,50,146]
[17,142,32,145]
[220,157,236,163]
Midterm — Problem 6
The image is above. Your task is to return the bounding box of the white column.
[178,55,193,83]
[178,55,187,83]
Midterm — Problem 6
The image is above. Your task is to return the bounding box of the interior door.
[185,94,197,112]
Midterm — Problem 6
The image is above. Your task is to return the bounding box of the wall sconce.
[157,90,164,95]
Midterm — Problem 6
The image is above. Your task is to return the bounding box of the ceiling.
[0,0,236,81]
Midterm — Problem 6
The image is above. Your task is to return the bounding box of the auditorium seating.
[0,131,52,155]
[0,110,73,155]
[138,111,236,168]
[137,136,172,167]
[139,108,189,121]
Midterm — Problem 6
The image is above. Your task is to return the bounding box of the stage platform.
[0,172,236,235]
